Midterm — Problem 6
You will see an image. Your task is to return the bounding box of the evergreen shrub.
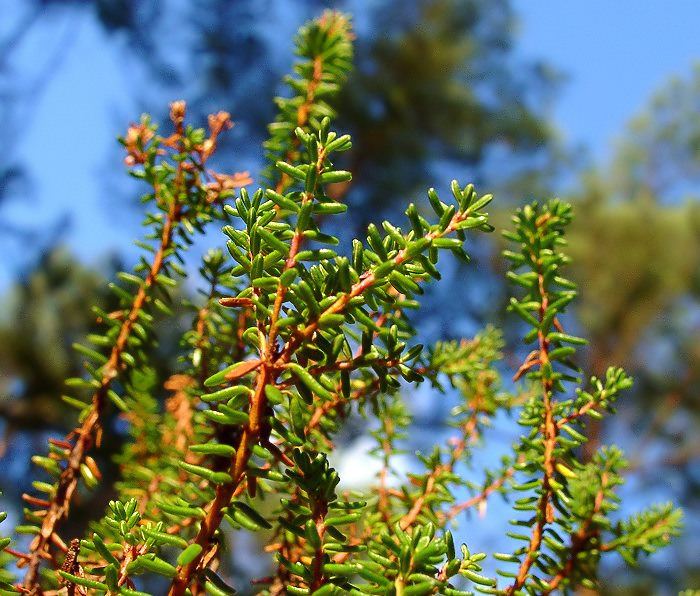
[0,12,682,596]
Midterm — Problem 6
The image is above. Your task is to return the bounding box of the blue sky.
[513,1,698,163]
[2,2,699,289]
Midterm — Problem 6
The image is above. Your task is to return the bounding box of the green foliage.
[0,494,15,591]
[499,201,682,593]
[0,11,682,596]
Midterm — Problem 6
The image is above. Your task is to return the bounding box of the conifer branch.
[23,143,186,591]
[509,222,560,594]
[18,101,250,592]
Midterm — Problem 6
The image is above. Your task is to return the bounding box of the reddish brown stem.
[508,264,558,594]
[22,197,183,591]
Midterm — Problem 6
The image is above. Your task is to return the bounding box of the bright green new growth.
[1,11,681,596]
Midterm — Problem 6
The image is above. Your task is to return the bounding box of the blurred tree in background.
[0,0,697,592]
[0,248,115,440]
